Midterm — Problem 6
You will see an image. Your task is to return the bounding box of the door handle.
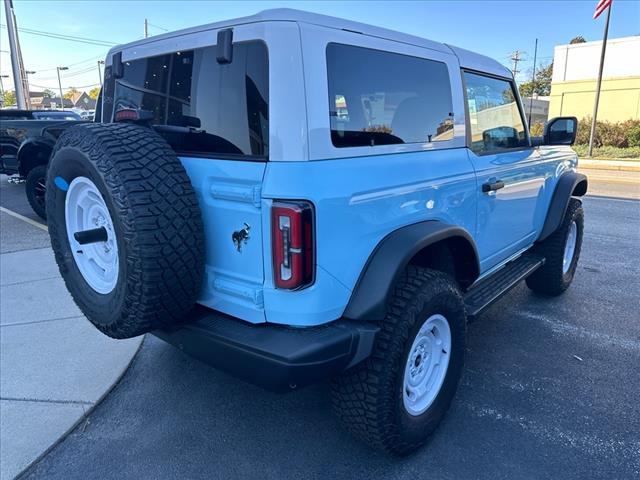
[482,180,505,193]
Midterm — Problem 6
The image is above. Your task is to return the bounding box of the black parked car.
[0,109,84,219]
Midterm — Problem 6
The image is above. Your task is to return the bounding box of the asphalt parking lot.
[2,173,639,480]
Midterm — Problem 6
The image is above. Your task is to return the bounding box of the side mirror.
[544,116,578,146]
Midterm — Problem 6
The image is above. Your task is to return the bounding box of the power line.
[63,65,101,78]
[33,65,99,81]
[30,82,100,90]
[147,22,169,32]
[0,24,118,46]
[30,55,104,73]
[22,61,106,83]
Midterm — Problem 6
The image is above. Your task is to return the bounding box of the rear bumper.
[152,307,379,393]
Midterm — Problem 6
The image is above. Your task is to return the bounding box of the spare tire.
[46,123,205,339]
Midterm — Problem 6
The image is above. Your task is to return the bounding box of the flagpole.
[528,38,538,127]
[588,3,612,157]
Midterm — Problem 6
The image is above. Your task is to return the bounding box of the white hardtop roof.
[108,8,512,79]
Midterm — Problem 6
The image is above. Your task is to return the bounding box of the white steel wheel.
[403,314,452,416]
[562,220,578,275]
[64,176,118,294]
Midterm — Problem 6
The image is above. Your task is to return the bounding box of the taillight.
[114,109,139,122]
[271,200,314,290]
[114,108,154,123]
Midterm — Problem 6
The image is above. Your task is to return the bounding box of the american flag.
[593,0,612,19]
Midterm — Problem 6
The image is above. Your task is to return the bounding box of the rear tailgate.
[180,157,266,323]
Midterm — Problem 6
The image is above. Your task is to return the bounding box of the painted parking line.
[0,206,48,232]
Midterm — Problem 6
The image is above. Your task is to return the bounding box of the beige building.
[549,36,640,122]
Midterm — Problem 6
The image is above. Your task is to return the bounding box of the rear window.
[105,41,269,159]
[326,43,454,148]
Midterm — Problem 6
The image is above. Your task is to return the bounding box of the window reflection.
[327,43,454,148]
[112,42,269,158]
[464,72,527,154]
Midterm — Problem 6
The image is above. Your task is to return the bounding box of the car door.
[463,70,548,273]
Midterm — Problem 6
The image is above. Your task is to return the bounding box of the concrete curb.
[0,245,144,480]
[578,158,640,172]
[15,337,144,480]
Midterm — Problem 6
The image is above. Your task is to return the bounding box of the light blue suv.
[46,9,587,454]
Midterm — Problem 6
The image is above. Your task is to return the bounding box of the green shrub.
[575,117,640,148]
[573,144,640,159]
[626,123,640,147]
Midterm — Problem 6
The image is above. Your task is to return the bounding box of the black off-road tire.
[331,267,466,456]
[26,164,48,220]
[526,198,584,296]
[46,123,205,339]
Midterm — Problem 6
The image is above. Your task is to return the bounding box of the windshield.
[32,111,82,120]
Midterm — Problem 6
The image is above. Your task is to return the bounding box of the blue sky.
[1,0,639,94]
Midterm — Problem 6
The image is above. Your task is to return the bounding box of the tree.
[569,36,587,44]
[2,90,16,107]
[63,87,80,100]
[42,88,56,98]
[88,87,101,100]
[518,62,553,97]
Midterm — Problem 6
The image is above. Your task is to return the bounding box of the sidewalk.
[0,246,142,479]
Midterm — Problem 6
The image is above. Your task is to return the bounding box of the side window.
[326,43,454,148]
[463,71,528,154]
[110,41,269,158]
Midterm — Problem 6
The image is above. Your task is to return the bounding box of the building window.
[463,71,528,154]
[109,41,269,158]
[326,43,454,148]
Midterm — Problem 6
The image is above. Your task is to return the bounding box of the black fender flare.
[538,171,588,241]
[17,136,55,177]
[343,221,480,321]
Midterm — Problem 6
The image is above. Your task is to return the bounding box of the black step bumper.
[152,307,379,393]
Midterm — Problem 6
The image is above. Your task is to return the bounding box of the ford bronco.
[45,9,587,454]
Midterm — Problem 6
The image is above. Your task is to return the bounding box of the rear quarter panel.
[261,149,476,325]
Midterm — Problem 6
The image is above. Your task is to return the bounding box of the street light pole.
[97,60,105,86]
[25,70,35,108]
[57,66,68,110]
[0,74,8,107]
[0,74,7,96]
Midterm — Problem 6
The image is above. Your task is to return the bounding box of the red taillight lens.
[271,200,314,290]
[114,108,139,122]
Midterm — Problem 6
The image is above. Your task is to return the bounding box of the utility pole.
[25,70,35,107]
[509,50,525,79]
[0,74,8,107]
[588,3,612,157]
[97,60,104,86]
[56,66,68,110]
[528,39,538,127]
[144,18,149,38]
[4,0,29,109]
